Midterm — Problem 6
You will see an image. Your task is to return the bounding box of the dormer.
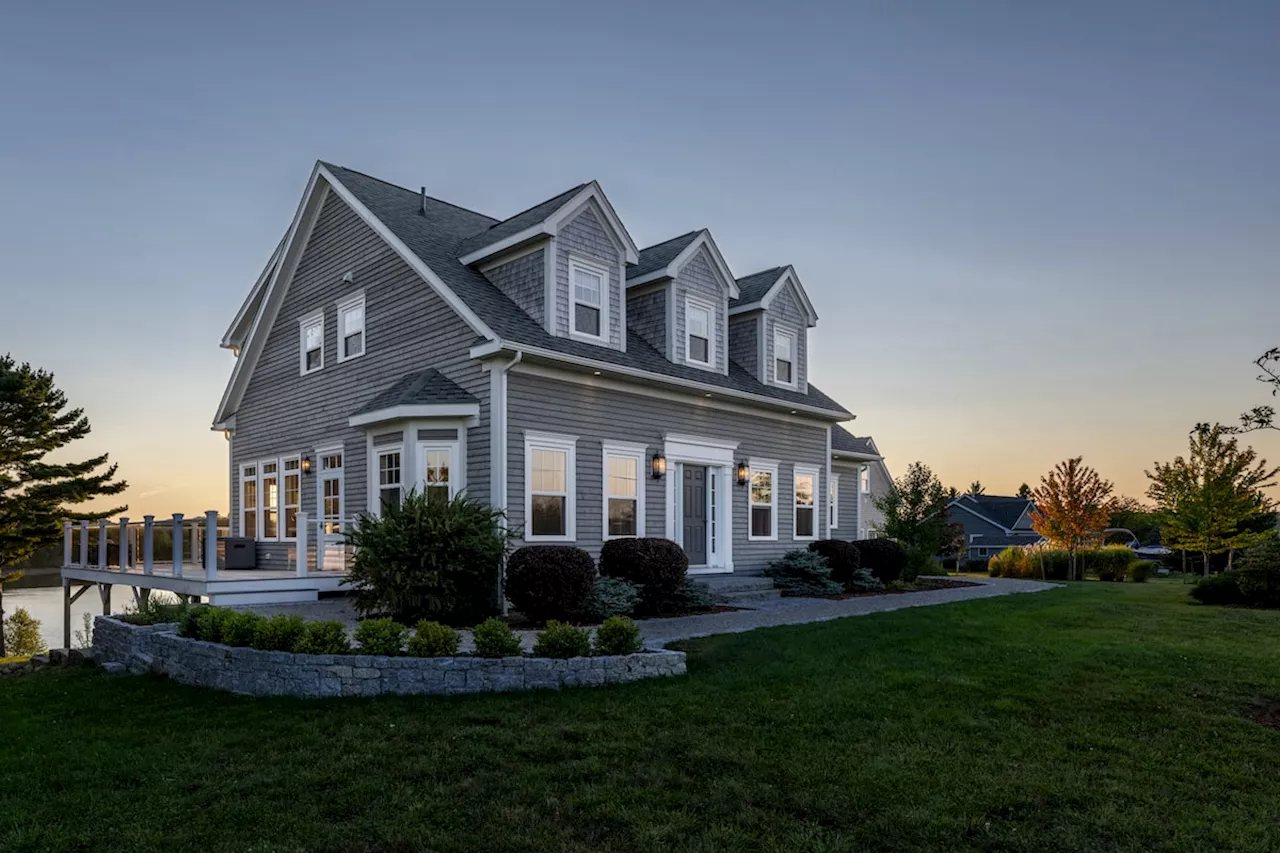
[458,181,639,352]
[728,266,818,393]
[625,230,739,375]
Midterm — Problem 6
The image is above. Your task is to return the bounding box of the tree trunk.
[0,581,6,658]
[1228,549,1235,570]
[1202,551,1210,577]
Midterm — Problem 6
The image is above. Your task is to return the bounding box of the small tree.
[1030,457,1114,580]
[0,355,126,655]
[1233,347,1279,432]
[967,480,985,496]
[1016,483,1033,500]
[874,462,951,560]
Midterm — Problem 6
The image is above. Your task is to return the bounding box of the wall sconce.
[651,452,667,480]
[736,460,750,486]
[301,455,314,475]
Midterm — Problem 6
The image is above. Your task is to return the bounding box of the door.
[682,465,708,565]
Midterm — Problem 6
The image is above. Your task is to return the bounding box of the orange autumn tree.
[1030,457,1114,581]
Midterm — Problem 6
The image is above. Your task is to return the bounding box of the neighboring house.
[830,427,892,540]
[214,161,859,577]
[946,494,1045,561]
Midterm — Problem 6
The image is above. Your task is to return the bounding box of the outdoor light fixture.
[301,455,313,475]
[736,460,750,486]
[651,452,667,479]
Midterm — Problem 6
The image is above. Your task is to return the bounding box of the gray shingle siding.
[482,248,545,323]
[626,286,668,355]
[505,371,829,575]
[764,282,809,393]
[831,460,863,535]
[728,313,761,380]
[554,206,623,348]
[230,192,491,567]
[671,248,728,374]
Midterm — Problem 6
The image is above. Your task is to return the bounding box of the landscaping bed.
[816,576,979,599]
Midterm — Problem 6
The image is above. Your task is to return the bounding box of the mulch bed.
[815,578,980,600]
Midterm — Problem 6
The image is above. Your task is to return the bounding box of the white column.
[63,521,72,567]
[78,520,89,567]
[204,510,218,580]
[190,520,200,566]
[172,513,184,578]
[296,511,309,577]
[143,515,155,574]
[97,519,108,569]
[118,517,129,569]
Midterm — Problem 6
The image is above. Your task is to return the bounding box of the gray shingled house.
[214,161,861,579]
[946,494,1045,561]
[830,427,893,539]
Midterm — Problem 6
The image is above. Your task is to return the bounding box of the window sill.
[524,534,576,543]
[336,351,365,364]
[746,534,778,543]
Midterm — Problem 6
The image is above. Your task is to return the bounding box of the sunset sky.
[2,0,1277,518]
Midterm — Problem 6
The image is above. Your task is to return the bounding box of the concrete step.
[697,575,776,594]
[718,588,783,604]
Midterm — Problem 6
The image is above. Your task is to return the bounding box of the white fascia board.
[761,267,819,326]
[673,232,739,299]
[348,403,481,428]
[221,236,285,349]
[832,451,882,462]
[546,182,639,264]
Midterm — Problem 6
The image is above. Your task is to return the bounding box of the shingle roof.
[731,267,784,307]
[955,495,1034,530]
[454,183,586,257]
[831,425,878,456]
[628,231,701,280]
[352,368,476,416]
[323,164,849,416]
[968,532,1045,548]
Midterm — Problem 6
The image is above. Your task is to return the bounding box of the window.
[299,312,324,374]
[749,461,778,540]
[239,456,305,540]
[525,432,577,540]
[240,464,258,539]
[261,462,279,539]
[774,328,795,386]
[861,466,871,494]
[978,547,989,557]
[337,293,365,361]
[319,450,344,535]
[282,457,301,540]
[686,298,713,366]
[603,444,646,539]
[794,466,818,540]
[378,450,403,512]
[829,473,840,529]
[422,444,455,505]
[570,257,607,339]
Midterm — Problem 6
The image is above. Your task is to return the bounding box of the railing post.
[316,517,326,573]
[172,514,184,578]
[63,521,72,567]
[78,520,89,567]
[118,517,129,569]
[143,516,154,574]
[205,510,218,580]
[97,519,108,569]
[296,511,309,577]
[190,520,200,566]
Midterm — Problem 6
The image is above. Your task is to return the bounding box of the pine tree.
[967,481,985,496]
[1031,457,1114,580]
[0,355,126,654]
[1016,483,1033,500]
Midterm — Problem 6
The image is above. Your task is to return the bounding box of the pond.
[3,573,175,652]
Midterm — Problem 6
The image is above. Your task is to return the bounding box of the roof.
[951,494,1036,530]
[831,425,878,456]
[628,231,701,281]
[351,368,476,416]
[732,267,784,306]
[454,183,586,257]
[322,163,850,417]
[968,532,1046,548]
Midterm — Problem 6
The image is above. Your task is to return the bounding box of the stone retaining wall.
[92,617,685,698]
[93,616,178,669]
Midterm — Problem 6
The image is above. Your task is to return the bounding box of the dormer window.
[686,298,713,366]
[774,329,795,387]
[570,256,608,340]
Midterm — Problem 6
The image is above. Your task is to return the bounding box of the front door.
[682,465,708,565]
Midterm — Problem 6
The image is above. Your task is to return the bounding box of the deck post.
[143,515,154,574]
[99,583,111,615]
[78,520,89,567]
[97,519,109,569]
[190,519,200,566]
[62,579,71,649]
[296,511,309,577]
[205,510,218,580]
[118,517,129,569]
[172,514,184,578]
[63,521,72,567]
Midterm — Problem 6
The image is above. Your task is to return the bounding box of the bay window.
[378,449,403,512]
[422,444,455,505]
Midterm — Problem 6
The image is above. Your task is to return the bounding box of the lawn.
[2,580,1278,852]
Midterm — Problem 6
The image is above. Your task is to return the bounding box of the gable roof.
[949,494,1036,532]
[831,424,879,458]
[628,231,701,280]
[221,236,285,350]
[733,267,784,305]
[626,230,740,297]
[352,368,476,416]
[454,184,584,258]
[729,266,819,325]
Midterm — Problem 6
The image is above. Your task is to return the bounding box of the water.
[3,581,176,652]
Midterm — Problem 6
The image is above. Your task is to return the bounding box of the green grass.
[2,581,1278,852]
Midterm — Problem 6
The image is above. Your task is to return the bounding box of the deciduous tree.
[1233,347,1279,432]
[874,462,951,559]
[1030,457,1114,580]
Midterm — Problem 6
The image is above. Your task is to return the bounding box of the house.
[830,427,892,539]
[213,161,863,578]
[946,494,1045,561]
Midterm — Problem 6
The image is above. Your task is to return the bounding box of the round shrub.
[593,616,642,656]
[599,538,688,614]
[354,618,407,656]
[505,545,597,624]
[251,614,307,652]
[196,607,239,644]
[1128,561,1155,583]
[807,540,861,586]
[851,539,908,584]
[1236,568,1280,608]
[472,618,523,658]
[533,620,592,659]
[587,575,640,621]
[408,620,461,657]
[295,621,351,655]
[222,611,265,647]
[2,608,46,657]
[1190,572,1243,606]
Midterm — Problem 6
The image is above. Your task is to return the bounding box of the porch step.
[696,575,782,605]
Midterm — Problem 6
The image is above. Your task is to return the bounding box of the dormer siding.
[728,312,761,379]
[672,249,728,374]
[554,206,624,350]
[627,285,668,354]
[481,246,545,323]
[765,284,809,392]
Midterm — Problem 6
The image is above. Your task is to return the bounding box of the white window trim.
[419,440,461,502]
[524,431,578,542]
[299,310,324,376]
[335,291,366,363]
[830,473,840,530]
[373,444,405,517]
[239,463,259,539]
[773,327,796,389]
[747,458,779,542]
[684,295,715,369]
[280,455,301,542]
[793,464,820,542]
[861,465,871,494]
[316,443,344,539]
[568,255,610,343]
[602,442,647,540]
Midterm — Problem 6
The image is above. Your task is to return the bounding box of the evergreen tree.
[967,480,985,496]
[1016,482,1033,500]
[0,354,126,654]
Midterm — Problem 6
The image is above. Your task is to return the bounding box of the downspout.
[492,350,522,615]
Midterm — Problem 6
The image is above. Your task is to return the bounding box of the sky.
[1,0,1277,517]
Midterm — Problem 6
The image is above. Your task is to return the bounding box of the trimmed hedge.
[599,538,689,615]
[505,545,597,624]
[807,540,861,586]
[851,539,908,584]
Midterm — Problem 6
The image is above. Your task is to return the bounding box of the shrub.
[1240,538,1280,573]
[586,575,640,621]
[1128,560,1155,583]
[505,545,597,624]
[407,621,461,657]
[851,539,908,584]
[847,567,885,592]
[903,548,940,582]
[765,550,843,596]
[1190,572,1243,606]
[354,618,408,656]
[178,605,206,639]
[2,608,46,657]
[250,614,307,652]
[1236,568,1280,608]
[1084,546,1137,581]
[593,616,642,656]
[344,491,513,625]
[196,607,239,644]
[295,621,351,655]
[651,579,718,615]
[599,538,688,615]
[807,540,861,586]
[222,611,265,647]
[119,597,188,626]
[472,618,523,658]
[533,620,592,658]
[989,548,1026,578]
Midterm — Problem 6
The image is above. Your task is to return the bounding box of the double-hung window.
[602,443,646,539]
[240,465,258,539]
[282,457,301,540]
[525,432,577,540]
[829,473,839,530]
[300,312,324,374]
[319,449,344,535]
[774,328,795,387]
[861,466,871,495]
[378,449,403,513]
[748,461,778,541]
[261,462,279,539]
[686,298,713,366]
[337,293,365,361]
[794,466,819,540]
[422,444,456,505]
[570,257,607,340]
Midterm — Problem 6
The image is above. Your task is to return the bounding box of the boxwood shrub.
[505,545,596,624]
[250,614,307,652]
[599,538,689,616]
[472,618,523,658]
[851,539,908,584]
[354,618,408,656]
[593,616,642,656]
[407,620,461,657]
[533,620,592,658]
[295,620,351,655]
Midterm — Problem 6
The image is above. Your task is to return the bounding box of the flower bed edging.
[92,616,685,698]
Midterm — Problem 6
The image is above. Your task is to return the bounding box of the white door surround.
[663,434,736,574]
